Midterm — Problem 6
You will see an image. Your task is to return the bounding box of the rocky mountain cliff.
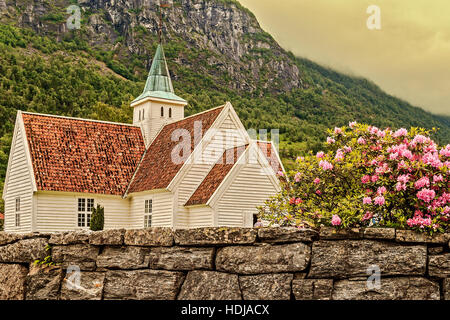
[0,0,302,93]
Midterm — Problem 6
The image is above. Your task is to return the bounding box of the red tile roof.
[127,106,225,194]
[185,142,282,206]
[185,145,248,206]
[22,113,146,196]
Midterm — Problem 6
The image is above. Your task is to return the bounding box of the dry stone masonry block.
[52,244,99,271]
[49,230,91,245]
[60,272,105,300]
[444,278,450,300]
[178,271,241,300]
[0,264,28,300]
[309,240,427,279]
[216,243,310,274]
[175,227,257,246]
[332,277,440,300]
[428,254,450,278]
[149,247,215,271]
[25,265,63,300]
[292,279,333,300]
[239,273,293,300]
[89,229,125,246]
[396,230,450,244]
[103,269,184,300]
[96,246,150,270]
[257,228,318,243]
[363,228,396,240]
[124,228,174,247]
[0,238,48,263]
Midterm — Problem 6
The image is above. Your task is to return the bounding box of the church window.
[77,198,94,228]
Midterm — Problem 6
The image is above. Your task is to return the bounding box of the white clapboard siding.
[217,163,279,227]
[35,192,132,232]
[187,206,214,228]
[4,125,34,233]
[129,191,173,228]
[96,195,131,230]
[36,193,77,232]
[176,112,247,219]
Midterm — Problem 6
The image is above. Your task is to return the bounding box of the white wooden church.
[2,44,283,233]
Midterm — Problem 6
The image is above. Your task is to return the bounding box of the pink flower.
[377,130,386,138]
[407,216,432,228]
[313,178,321,184]
[369,126,379,135]
[343,146,352,153]
[414,176,430,189]
[331,215,341,226]
[397,174,410,184]
[326,137,335,144]
[316,151,325,159]
[439,144,450,157]
[402,150,413,160]
[397,160,408,170]
[289,197,295,205]
[349,121,357,129]
[316,190,322,195]
[374,196,385,206]
[417,188,436,203]
[389,153,398,160]
[433,175,443,184]
[319,160,333,171]
[334,127,342,135]
[396,182,406,191]
[393,128,408,138]
[296,156,304,162]
[335,150,344,162]
[377,186,387,195]
[371,175,379,183]
[277,171,284,177]
[361,175,370,184]
[363,197,372,205]
[411,134,430,146]
[357,137,366,145]
[294,172,302,182]
[295,198,303,205]
[361,211,373,221]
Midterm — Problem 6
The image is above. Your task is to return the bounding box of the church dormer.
[131,44,187,146]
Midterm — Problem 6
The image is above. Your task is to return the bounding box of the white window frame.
[144,199,152,228]
[77,198,94,228]
[15,197,20,227]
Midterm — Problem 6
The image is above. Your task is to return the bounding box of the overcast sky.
[239,0,450,116]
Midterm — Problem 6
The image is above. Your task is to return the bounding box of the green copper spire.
[133,44,186,104]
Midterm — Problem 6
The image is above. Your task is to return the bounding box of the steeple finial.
[132,1,185,104]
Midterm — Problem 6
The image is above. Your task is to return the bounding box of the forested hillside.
[0,0,449,213]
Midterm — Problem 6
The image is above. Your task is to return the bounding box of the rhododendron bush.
[259,123,450,233]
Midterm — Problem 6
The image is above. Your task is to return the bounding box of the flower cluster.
[259,123,449,233]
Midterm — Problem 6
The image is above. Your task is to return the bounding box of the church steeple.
[132,44,186,104]
[131,44,187,146]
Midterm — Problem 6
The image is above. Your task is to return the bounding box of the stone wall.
[0,227,449,300]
